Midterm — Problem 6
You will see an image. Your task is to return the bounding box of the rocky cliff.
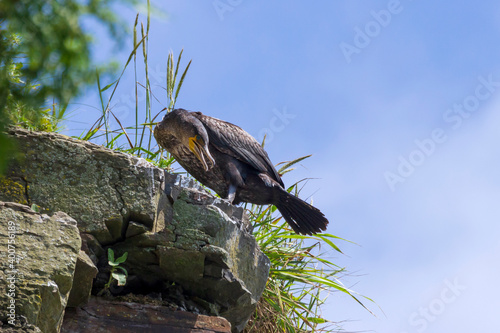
[0,127,270,333]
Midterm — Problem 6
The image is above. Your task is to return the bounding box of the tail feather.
[275,189,329,235]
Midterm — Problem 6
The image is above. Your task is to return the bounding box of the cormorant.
[153,108,329,235]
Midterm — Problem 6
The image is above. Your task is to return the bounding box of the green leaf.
[315,234,343,254]
[115,252,128,264]
[107,248,115,263]
[306,317,328,324]
[100,79,118,92]
[115,265,129,277]
[79,125,100,141]
[174,58,191,103]
[111,272,127,286]
[107,132,123,148]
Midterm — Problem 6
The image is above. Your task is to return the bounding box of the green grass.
[242,156,373,332]
[74,3,374,332]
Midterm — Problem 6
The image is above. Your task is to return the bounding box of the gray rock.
[0,202,81,333]
[109,184,270,332]
[2,127,163,245]
[67,250,98,307]
[1,127,270,332]
[125,221,150,238]
[80,233,104,266]
[61,296,232,333]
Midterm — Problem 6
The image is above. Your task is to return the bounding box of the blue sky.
[66,1,500,332]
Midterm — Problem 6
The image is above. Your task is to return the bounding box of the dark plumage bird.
[153,108,329,235]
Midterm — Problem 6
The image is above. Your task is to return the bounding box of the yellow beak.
[188,136,215,171]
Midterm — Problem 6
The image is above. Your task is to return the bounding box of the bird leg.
[227,184,237,204]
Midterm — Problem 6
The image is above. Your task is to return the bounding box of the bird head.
[155,109,215,171]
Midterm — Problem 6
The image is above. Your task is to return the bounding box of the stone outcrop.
[0,128,163,245]
[62,296,231,333]
[0,127,270,332]
[0,202,81,333]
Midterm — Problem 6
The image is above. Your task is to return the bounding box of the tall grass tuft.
[77,1,188,171]
[77,5,373,332]
[243,155,373,332]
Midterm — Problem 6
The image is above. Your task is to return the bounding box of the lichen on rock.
[0,202,81,333]
[0,127,270,333]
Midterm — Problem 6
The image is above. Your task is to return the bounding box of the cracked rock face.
[0,202,81,333]
[1,127,162,245]
[1,127,270,332]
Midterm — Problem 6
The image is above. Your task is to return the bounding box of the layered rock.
[62,296,231,333]
[0,128,163,245]
[0,127,270,332]
[0,202,81,333]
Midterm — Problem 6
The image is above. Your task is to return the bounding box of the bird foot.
[226,184,237,205]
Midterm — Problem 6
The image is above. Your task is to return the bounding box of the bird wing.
[193,112,284,187]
